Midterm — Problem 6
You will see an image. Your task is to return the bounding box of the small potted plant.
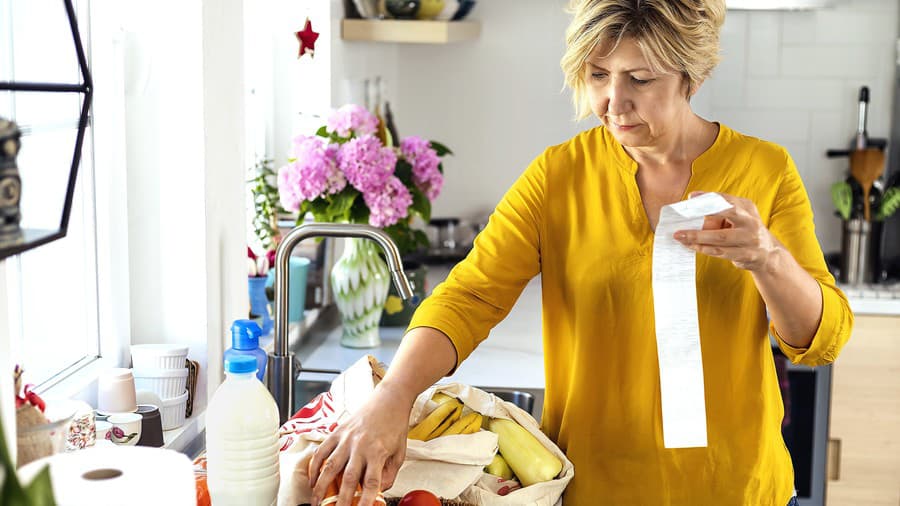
[2,365,56,505]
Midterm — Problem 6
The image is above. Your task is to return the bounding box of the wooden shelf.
[341,19,480,44]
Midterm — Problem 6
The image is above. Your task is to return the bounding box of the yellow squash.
[487,418,562,487]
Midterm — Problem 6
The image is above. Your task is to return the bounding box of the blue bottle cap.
[230,319,262,350]
[224,355,257,374]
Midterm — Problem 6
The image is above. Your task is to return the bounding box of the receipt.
[652,192,733,448]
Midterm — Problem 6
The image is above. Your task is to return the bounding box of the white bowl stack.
[131,344,190,430]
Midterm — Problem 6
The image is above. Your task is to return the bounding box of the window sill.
[163,411,206,459]
[37,356,116,406]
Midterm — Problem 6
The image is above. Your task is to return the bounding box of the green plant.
[878,186,900,220]
[0,411,56,505]
[248,159,284,252]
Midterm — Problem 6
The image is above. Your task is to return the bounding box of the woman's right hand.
[308,382,416,506]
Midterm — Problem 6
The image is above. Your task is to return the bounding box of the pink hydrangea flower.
[326,104,378,138]
[364,176,413,228]
[277,135,345,212]
[400,136,443,201]
[338,135,397,194]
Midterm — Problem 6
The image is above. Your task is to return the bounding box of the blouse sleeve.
[766,148,853,366]
[407,153,546,372]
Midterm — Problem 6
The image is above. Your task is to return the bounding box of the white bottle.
[206,355,281,506]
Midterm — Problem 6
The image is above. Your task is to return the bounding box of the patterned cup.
[65,401,96,451]
[107,412,142,446]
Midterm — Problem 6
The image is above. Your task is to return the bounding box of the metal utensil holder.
[840,218,882,285]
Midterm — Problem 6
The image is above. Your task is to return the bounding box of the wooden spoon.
[850,148,886,221]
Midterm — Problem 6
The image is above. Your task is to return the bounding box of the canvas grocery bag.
[275,356,573,505]
[275,356,497,504]
[415,383,574,506]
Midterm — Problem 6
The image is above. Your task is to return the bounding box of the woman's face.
[584,37,693,150]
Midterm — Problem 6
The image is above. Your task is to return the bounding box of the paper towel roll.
[16,445,196,505]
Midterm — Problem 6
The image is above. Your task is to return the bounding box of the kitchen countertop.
[294,267,900,392]
[840,283,900,316]
[297,265,546,390]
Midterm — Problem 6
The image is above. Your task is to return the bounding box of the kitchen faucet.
[268,223,415,424]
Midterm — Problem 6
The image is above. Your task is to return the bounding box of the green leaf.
[410,187,432,223]
[394,159,414,186]
[383,222,428,257]
[248,158,284,250]
[0,410,56,506]
[878,186,900,220]
[23,467,55,506]
[430,140,453,157]
[307,197,333,224]
[315,125,329,138]
[328,191,357,223]
[348,196,370,224]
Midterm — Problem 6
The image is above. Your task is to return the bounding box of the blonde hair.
[561,0,726,120]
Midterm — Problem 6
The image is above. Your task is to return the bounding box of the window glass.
[2,0,99,387]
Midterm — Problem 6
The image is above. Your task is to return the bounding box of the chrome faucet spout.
[267,222,414,423]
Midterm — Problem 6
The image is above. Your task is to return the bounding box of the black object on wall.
[0,0,93,261]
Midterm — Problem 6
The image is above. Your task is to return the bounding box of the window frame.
[2,0,131,402]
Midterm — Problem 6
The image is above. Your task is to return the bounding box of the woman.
[309,1,853,504]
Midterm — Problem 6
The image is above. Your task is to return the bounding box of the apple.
[397,489,441,506]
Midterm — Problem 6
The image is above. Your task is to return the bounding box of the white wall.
[395,0,590,220]
[121,1,211,409]
[696,0,898,252]
[121,0,248,410]
[202,0,249,405]
[383,0,897,253]
[265,0,401,170]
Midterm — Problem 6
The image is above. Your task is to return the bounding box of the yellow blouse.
[409,124,852,505]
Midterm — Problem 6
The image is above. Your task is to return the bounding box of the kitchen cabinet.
[826,315,900,505]
[341,19,480,44]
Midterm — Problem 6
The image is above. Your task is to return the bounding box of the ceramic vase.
[331,237,390,348]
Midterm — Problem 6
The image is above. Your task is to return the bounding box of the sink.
[479,387,535,415]
[293,378,335,414]
[292,378,543,422]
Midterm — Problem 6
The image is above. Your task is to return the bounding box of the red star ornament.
[295,18,319,59]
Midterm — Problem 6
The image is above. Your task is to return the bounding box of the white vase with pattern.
[330,237,390,348]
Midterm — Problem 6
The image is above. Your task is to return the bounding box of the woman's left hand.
[673,192,780,272]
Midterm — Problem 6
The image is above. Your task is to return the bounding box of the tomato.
[397,489,441,506]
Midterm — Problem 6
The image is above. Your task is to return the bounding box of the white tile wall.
[694,0,899,252]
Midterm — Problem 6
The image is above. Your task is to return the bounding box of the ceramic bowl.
[107,412,143,446]
[130,344,189,370]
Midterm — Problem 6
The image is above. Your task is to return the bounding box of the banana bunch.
[408,393,483,441]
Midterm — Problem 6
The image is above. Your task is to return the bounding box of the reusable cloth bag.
[275,356,573,506]
[418,383,574,506]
